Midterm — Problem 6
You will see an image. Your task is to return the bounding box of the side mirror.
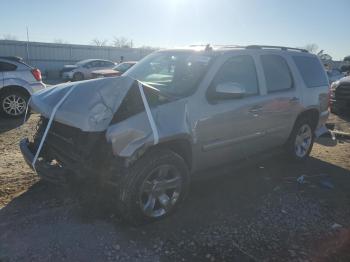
[214,82,246,99]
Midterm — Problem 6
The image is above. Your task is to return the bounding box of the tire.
[285,116,315,161]
[73,72,84,81]
[0,89,29,118]
[117,149,190,225]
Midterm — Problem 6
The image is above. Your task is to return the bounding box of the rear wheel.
[0,89,29,118]
[117,149,190,225]
[286,117,315,161]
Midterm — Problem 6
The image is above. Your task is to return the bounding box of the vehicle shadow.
[336,112,350,122]
[0,114,29,133]
[1,153,350,261]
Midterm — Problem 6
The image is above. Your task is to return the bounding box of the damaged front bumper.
[19,115,126,186]
[20,138,70,184]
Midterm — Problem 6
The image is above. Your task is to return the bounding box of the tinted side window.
[88,61,100,67]
[99,61,107,67]
[261,55,293,92]
[84,62,93,68]
[212,55,259,96]
[105,61,115,67]
[0,61,17,71]
[293,56,328,88]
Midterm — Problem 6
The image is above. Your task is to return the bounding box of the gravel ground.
[0,113,350,261]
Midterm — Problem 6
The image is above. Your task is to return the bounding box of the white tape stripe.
[138,81,159,145]
[31,84,77,170]
[23,97,31,126]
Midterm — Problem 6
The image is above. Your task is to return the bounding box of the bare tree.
[91,38,108,46]
[2,34,18,40]
[303,43,319,54]
[113,36,133,48]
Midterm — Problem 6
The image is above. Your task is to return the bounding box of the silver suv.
[0,57,46,118]
[20,45,329,224]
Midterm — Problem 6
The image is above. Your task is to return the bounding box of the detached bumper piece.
[20,138,69,185]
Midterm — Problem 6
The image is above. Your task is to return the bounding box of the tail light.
[31,68,42,81]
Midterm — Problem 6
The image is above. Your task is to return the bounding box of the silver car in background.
[0,56,46,118]
[61,59,116,81]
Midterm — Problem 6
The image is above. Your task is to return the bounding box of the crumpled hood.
[30,76,135,132]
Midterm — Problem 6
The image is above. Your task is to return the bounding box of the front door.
[193,54,267,171]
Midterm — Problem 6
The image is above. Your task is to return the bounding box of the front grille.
[32,117,106,169]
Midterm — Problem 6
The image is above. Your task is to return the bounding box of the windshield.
[124,51,214,96]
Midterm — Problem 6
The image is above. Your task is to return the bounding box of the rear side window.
[293,56,328,88]
[261,55,293,92]
[105,61,115,67]
[0,61,17,71]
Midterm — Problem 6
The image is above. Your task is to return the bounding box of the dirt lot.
[0,113,350,262]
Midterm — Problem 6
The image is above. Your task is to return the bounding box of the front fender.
[106,98,193,158]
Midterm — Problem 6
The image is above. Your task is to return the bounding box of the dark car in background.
[91,61,136,78]
[61,59,116,81]
[330,76,350,115]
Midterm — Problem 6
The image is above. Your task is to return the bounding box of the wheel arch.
[288,108,320,141]
[153,138,193,170]
[296,108,320,130]
[128,137,193,171]
[0,85,31,98]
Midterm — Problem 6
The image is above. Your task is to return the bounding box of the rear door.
[250,53,302,151]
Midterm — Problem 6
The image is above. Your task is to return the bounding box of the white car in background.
[61,59,116,81]
[0,56,45,118]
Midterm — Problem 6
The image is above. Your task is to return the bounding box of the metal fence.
[0,40,154,77]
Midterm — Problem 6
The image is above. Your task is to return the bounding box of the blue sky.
[1,0,349,59]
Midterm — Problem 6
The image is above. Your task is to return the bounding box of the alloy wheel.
[139,165,182,218]
[294,124,312,158]
[2,94,27,116]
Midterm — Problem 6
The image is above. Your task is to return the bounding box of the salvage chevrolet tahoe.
[20,45,330,224]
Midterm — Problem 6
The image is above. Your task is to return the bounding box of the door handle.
[289,97,300,103]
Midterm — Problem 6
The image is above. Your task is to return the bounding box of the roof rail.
[188,44,308,53]
[214,45,245,49]
[246,45,308,53]
[0,56,24,62]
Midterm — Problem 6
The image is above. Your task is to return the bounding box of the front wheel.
[285,118,315,161]
[118,149,190,225]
